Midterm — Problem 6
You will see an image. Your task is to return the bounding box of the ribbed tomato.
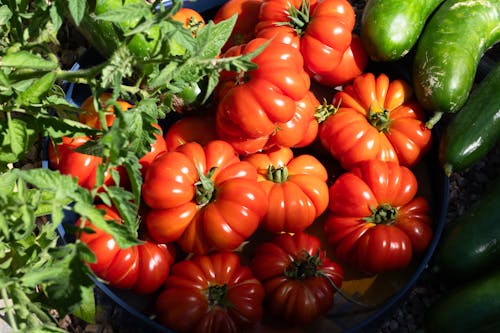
[216,37,310,155]
[324,160,433,274]
[142,140,268,254]
[156,252,265,333]
[251,232,343,324]
[244,146,328,233]
[78,204,175,294]
[255,0,355,77]
[164,113,218,151]
[319,72,432,170]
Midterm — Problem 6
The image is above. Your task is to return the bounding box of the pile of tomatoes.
[49,1,437,332]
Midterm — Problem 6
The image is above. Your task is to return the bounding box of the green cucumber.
[412,0,500,125]
[425,268,500,333]
[439,63,500,176]
[360,0,445,62]
[433,176,500,283]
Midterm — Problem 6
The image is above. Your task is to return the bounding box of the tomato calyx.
[194,166,217,206]
[206,283,231,308]
[276,0,311,36]
[267,165,289,183]
[365,204,398,225]
[315,99,339,124]
[368,104,391,132]
[285,250,323,280]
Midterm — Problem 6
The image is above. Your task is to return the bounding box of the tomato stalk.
[267,165,289,183]
[365,204,398,225]
[368,104,392,132]
[206,284,230,308]
[194,166,217,206]
[285,250,323,280]
[314,99,339,124]
[275,0,311,36]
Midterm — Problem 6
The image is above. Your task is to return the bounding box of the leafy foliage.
[0,0,260,330]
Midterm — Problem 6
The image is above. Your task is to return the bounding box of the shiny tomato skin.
[319,72,432,170]
[250,232,343,324]
[312,34,368,87]
[256,0,355,76]
[78,205,175,294]
[143,140,268,254]
[270,90,320,148]
[48,136,113,190]
[216,37,311,155]
[164,113,218,151]
[213,0,263,51]
[172,7,205,34]
[324,160,433,274]
[244,146,329,233]
[155,252,265,333]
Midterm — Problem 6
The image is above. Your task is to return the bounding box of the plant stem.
[1,287,19,331]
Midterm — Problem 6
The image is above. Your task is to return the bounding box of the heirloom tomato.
[312,34,368,87]
[244,146,328,233]
[269,90,320,148]
[216,37,310,155]
[251,232,343,325]
[142,140,268,254]
[78,204,175,294]
[156,251,264,333]
[213,0,263,51]
[48,135,114,190]
[324,160,433,274]
[164,113,218,151]
[319,72,432,170]
[255,0,355,77]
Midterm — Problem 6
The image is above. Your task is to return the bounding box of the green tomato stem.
[1,287,19,331]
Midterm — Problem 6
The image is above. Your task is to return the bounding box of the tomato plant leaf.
[71,284,96,324]
[16,71,57,105]
[0,51,58,70]
[67,0,86,26]
[94,3,151,24]
[195,15,236,59]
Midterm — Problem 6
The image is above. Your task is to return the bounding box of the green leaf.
[16,71,57,105]
[0,51,58,70]
[94,3,150,24]
[71,286,96,324]
[106,185,139,236]
[0,116,38,164]
[68,0,86,26]
[49,3,64,34]
[0,5,12,25]
[148,62,178,89]
[195,15,237,59]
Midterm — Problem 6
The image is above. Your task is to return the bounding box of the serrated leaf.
[148,62,178,88]
[94,3,150,25]
[37,114,97,140]
[0,51,58,70]
[49,3,63,31]
[71,285,96,324]
[68,0,86,26]
[16,71,57,105]
[6,117,38,157]
[106,185,138,235]
[195,15,237,59]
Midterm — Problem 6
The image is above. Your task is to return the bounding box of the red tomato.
[164,113,218,151]
[78,204,175,294]
[216,37,311,155]
[324,160,433,274]
[156,251,265,333]
[244,146,329,233]
[250,232,344,325]
[318,72,432,170]
[213,0,263,51]
[142,140,268,254]
[312,34,368,87]
[48,136,114,190]
[269,90,320,148]
[255,0,355,77]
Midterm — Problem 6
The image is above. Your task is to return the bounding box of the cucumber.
[412,0,500,125]
[425,268,500,333]
[439,63,500,176]
[360,0,445,62]
[433,176,500,283]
